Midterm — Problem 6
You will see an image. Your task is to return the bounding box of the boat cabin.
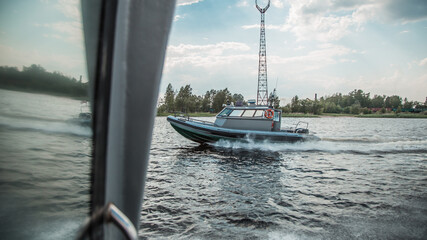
[214,106,282,131]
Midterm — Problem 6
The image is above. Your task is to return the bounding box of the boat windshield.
[229,109,244,117]
[242,109,256,117]
[217,108,233,117]
[254,110,264,117]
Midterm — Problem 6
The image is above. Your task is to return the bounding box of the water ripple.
[140,117,427,239]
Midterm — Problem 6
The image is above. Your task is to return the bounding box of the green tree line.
[0,64,88,98]
[158,83,246,114]
[284,89,426,114]
[159,84,426,115]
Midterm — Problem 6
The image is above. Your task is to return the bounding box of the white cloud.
[165,42,252,69]
[42,21,83,47]
[234,1,426,43]
[341,62,427,102]
[370,69,427,100]
[239,0,284,9]
[241,24,258,30]
[164,42,352,76]
[177,0,204,6]
[271,0,284,9]
[242,24,282,30]
[55,0,81,21]
[38,0,83,48]
[276,0,427,42]
[163,42,257,95]
[339,58,356,63]
[281,0,367,42]
[419,58,427,66]
[270,44,352,71]
[174,14,185,22]
[162,41,355,98]
[237,0,249,7]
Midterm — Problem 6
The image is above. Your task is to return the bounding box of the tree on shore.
[212,88,232,112]
[164,83,175,112]
[0,64,88,98]
[175,85,193,113]
[201,89,216,112]
[385,95,402,109]
[371,95,385,108]
[158,84,244,114]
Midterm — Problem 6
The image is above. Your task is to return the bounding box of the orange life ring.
[264,109,274,119]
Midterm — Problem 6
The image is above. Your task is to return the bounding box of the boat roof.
[222,105,274,110]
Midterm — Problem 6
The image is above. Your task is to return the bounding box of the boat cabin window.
[229,109,244,117]
[274,111,281,121]
[242,109,256,117]
[218,108,233,117]
[254,110,265,117]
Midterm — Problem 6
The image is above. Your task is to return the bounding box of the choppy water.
[1,89,426,239]
[0,89,92,239]
[143,118,427,239]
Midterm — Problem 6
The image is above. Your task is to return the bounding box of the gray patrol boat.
[167,102,319,144]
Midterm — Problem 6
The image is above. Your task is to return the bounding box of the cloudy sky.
[1,0,426,102]
[0,0,84,80]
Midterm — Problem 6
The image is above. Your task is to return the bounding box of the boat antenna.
[256,0,270,106]
[269,87,277,107]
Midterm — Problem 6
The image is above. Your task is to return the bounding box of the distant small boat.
[167,104,319,144]
[78,101,91,126]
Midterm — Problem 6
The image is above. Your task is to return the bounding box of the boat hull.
[167,116,319,144]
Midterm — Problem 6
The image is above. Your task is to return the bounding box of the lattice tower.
[256,0,270,105]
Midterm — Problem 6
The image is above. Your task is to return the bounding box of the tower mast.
[256,0,270,106]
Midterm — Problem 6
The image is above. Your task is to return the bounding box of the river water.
[0,89,426,239]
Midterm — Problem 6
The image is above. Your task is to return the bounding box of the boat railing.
[293,121,309,133]
[186,117,215,125]
[173,112,185,117]
[173,112,214,125]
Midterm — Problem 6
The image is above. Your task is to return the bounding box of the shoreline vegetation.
[0,64,89,100]
[157,83,427,119]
